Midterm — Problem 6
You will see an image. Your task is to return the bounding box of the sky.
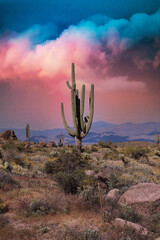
[0,0,160,129]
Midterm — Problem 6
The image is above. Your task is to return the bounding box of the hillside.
[0,138,160,239]
[1,121,160,144]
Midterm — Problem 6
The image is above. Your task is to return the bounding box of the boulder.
[0,130,17,141]
[114,218,148,236]
[118,183,160,216]
[106,189,120,201]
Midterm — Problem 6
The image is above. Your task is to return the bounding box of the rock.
[85,170,94,176]
[47,141,56,148]
[106,189,120,201]
[0,130,17,141]
[114,218,148,236]
[118,183,160,216]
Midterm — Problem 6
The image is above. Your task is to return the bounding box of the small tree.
[25,123,30,147]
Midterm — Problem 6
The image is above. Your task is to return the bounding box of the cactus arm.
[76,89,79,97]
[66,81,72,89]
[61,102,75,137]
[80,85,86,133]
[71,89,79,137]
[81,84,94,138]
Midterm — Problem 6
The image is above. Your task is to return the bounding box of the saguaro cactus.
[154,128,159,144]
[25,123,30,147]
[61,63,94,151]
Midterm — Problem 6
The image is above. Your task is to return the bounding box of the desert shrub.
[17,193,69,216]
[81,152,91,161]
[79,185,99,208]
[147,214,160,234]
[44,149,88,194]
[44,148,86,174]
[107,173,134,190]
[119,203,141,223]
[105,149,119,160]
[0,198,9,213]
[17,198,55,216]
[0,225,36,240]
[0,215,9,228]
[2,148,25,168]
[16,142,26,152]
[91,145,98,152]
[29,199,55,215]
[54,170,85,194]
[108,224,153,240]
[98,141,108,148]
[123,146,149,160]
[66,226,100,240]
[0,170,18,189]
[44,161,55,174]
[98,140,113,148]
[1,139,16,151]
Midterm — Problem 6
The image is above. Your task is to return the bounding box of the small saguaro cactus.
[61,63,94,151]
[25,123,30,147]
[58,131,65,147]
[154,128,159,144]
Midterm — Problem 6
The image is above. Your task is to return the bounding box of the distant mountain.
[0,121,160,144]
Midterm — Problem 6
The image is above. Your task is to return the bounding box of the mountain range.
[0,121,160,144]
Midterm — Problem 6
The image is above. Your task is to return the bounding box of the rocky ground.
[0,130,160,240]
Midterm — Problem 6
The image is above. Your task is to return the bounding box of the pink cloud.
[0,21,159,129]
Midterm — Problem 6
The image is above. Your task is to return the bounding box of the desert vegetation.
[0,133,160,239]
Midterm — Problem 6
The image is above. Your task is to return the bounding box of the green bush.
[98,140,113,148]
[123,146,149,160]
[119,203,141,223]
[44,149,86,174]
[91,145,98,152]
[44,149,89,194]
[79,185,99,207]
[54,170,85,194]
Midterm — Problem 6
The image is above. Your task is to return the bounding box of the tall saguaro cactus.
[61,63,94,151]
[26,123,30,147]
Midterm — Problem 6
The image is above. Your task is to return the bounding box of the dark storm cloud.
[0,0,160,33]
